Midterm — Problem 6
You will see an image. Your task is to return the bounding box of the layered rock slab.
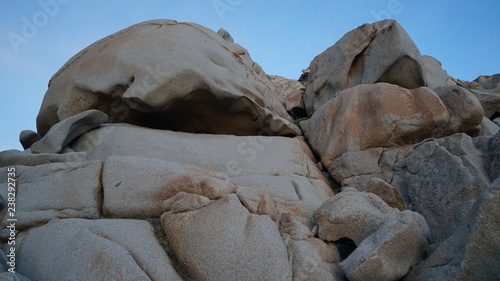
[13,219,183,281]
[161,194,292,281]
[0,161,102,230]
[71,124,333,223]
[36,19,299,137]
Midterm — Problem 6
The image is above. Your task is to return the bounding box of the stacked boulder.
[0,18,498,281]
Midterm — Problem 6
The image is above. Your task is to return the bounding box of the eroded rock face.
[36,19,300,137]
[302,83,449,173]
[303,19,428,114]
[15,219,183,281]
[405,179,500,281]
[392,133,493,243]
[19,130,41,150]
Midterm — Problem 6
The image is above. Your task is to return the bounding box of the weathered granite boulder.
[303,19,428,114]
[315,189,430,280]
[302,83,449,173]
[314,189,398,245]
[161,194,292,281]
[0,150,87,167]
[14,219,183,280]
[458,74,500,118]
[431,85,483,137]
[269,75,305,99]
[279,211,342,281]
[36,19,299,137]
[480,116,500,135]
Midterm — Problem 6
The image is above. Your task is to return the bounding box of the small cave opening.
[288,107,308,120]
[334,237,357,261]
[490,111,500,121]
[100,90,268,136]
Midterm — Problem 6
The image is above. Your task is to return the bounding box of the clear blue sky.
[1,0,499,151]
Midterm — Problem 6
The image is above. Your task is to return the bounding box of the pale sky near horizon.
[1,0,499,151]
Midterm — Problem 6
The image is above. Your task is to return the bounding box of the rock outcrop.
[458,74,500,119]
[303,20,428,114]
[1,18,498,281]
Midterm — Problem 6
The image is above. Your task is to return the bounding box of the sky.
[0,0,499,151]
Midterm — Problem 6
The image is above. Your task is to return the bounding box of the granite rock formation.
[1,19,498,281]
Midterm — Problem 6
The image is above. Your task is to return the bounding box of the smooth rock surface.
[480,116,500,135]
[303,19,427,114]
[0,161,102,230]
[14,219,183,281]
[102,156,235,218]
[161,194,292,281]
[37,19,299,137]
[431,85,483,136]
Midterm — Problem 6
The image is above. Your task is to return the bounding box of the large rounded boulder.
[36,19,300,137]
